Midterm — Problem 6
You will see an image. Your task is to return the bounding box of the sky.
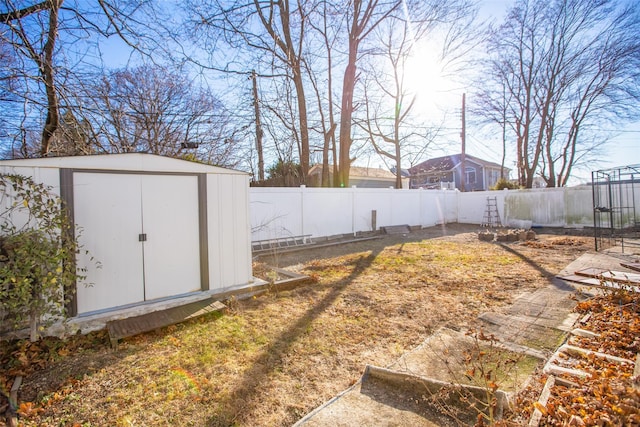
[95,0,639,185]
[398,0,640,186]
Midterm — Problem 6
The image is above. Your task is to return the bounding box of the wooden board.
[381,225,411,235]
[620,262,640,273]
[107,298,226,346]
[574,268,640,284]
[557,274,640,292]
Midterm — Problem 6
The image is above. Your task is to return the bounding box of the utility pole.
[460,93,466,192]
[251,70,265,182]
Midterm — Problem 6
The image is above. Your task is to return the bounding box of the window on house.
[465,167,476,185]
[489,170,500,186]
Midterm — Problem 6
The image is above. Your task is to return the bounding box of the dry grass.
[1,225,594,426]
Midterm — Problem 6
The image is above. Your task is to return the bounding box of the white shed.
[0,153,254,316]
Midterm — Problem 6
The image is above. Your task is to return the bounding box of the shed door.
[74,173,201,314]
[140,174,201,300]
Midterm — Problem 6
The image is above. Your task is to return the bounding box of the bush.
[0,174,86,341]
[490,178,520,190]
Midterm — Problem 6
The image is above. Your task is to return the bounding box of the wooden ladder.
[481,196,502,228]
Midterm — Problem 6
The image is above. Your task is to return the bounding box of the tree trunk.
[322,124,336,187]
[37,1,62,157]
[338,38,358,187]
[292,65,310,184]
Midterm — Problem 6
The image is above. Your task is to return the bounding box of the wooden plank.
[381,225,411,235]
[6,375,22,427]
[621,262,640,273]
[573,267,608,278]
[574,268,640,284]
[528,375,555,426]
[570,328,599,339]
[107,298,226,345]
[556,274,640,292]
[557,274,609,286]
[543,363,589,379]
[560,344,634,365]
[634,354,640,390]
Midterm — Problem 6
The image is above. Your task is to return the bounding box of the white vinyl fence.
[249,185,610,241]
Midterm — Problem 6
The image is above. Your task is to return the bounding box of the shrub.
[490,178,520,190]
[0,174,86,341]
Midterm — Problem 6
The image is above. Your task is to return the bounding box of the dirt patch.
[1,225,595,426]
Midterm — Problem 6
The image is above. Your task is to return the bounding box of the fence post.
[351,186,356,236]
[300,185,305,236]
[563,186,567,228]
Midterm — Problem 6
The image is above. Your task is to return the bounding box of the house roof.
[409,154,509,174]
[0,153,248,175]
[308,165,396,180]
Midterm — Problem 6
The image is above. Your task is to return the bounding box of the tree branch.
[0,1,50,23]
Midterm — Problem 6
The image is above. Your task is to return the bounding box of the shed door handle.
[139,233,147,242]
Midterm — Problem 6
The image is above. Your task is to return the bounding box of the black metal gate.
[592,164,640,252]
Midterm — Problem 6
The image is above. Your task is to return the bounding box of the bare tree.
[188,0,314,182]
[355,1,474,189]
[48,109,95,156]
[335,0,401,187]
[472,62,513,180]
[305,0,340,187]
[356,19,419,189]
[0,39,17,99]
[260,74,302,166]
[82,64,241,167]
[0,1,170,158]
[254,0,312,182]
[1,1,63,156]
[479,0,640,187]
[335,0,477,187]
[0,39,19,148]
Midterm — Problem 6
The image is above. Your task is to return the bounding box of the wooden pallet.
[107,298,226,347]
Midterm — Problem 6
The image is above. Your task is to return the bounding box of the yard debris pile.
[478,228,536,242]
[516,288,640,425]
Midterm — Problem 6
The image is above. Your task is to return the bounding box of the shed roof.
[0,153,248,175]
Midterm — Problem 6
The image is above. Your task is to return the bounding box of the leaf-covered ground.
[0,225,605,426]
[514,288,640,426]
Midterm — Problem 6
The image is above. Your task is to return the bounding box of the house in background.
[307,165,408,188]
[408,153,510,191]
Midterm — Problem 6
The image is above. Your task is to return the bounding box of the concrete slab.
[294,378,448,427]
[385,328,478,384]
[295,329,515,426]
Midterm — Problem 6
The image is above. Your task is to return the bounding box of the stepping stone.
[381,225,411,235]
